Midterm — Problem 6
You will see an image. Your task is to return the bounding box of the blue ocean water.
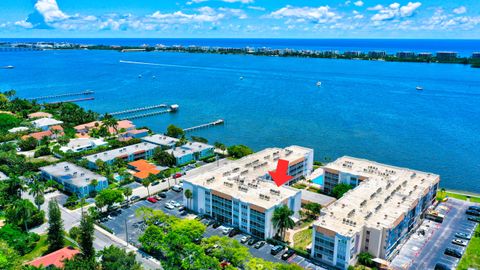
[1,41,480,192]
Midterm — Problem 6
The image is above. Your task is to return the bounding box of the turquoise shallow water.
[1,49,480,192]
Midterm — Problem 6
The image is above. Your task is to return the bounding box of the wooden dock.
[46,97,95,104]
[184,119,224,132]
[27,90,94,101]
[110,104,169,116]
[119,109,172,120]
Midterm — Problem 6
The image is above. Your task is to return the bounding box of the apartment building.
[84,142,158,169]
[182,146,313,239]
[40,162,108,198]
[312,157,440,269]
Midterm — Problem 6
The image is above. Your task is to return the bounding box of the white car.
[452,238,468,247]
[169,200,181,207]
[222,227,233,235]
[164,203,175,210]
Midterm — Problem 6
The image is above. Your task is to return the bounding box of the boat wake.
[119,60,241,73]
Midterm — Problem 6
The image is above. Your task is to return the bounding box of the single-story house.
[119,128,149,140]
[59,138,108,153]
[40,162,108,198]
[128,159,168,181]
[31,117,64,131]
[22,125,64,141]
[28,111,53,119]
[8,126,29,133]
[27,246,80,269]
[74,120,135,135]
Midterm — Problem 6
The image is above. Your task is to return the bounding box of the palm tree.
[271,205,295,241]
[358,252,374,267]
[184,189,193,210]
[29,179,46,211]
[101,113,119,135]
[142,177,152,197]
[123,187,133,204]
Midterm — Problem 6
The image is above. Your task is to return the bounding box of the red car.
[147,197,157,203]
[173,173,183,179]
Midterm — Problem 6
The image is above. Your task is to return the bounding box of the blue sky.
[0,0,479,38]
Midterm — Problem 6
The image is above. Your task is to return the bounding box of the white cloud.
[34,0,68,22]
[247,6,265,11]
[186,0,208,5]
[354,1,364,7]
[14,20,33,28]
[354,14,364,19]
[453,6,467,15]
[368,4,384,11]
[371,2,422,21]
[222,0,254,3]
[269,5,340,23]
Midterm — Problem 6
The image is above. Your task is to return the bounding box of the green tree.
[122,187,133,204]
[99,245,143,270]
[0,240,21,270]
[47,200,65,252]
[5,199,44,231]
[227,145,253,159]
[142,177,152,197]
[302,202,322,220]
[18,136,38,151]
[191,136,208,144]
[184,189,193,210]
[101,114,119,134]
[95,189,124,212]
[28,178,46,211]
[0,113,21,133]
[332,183,353,199]
[78,213,95,259]
[271,205,295,241]
[214,141,226,151]
[138,225,164,255]
[152,148,176,167]
[166,124,184,138]
[0,175,25,204]
[358,252,374,267]
[201,236,251,267]
[0,224,39,255]
[63,256,98,270]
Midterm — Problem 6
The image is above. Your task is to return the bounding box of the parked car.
[434,263,452,270]
[172,185,183,192]
[468,216,480,222]
[212,222,221,229]
[228,228,240,237]
[468,206,480,212]
[282,249,295,260]
[147,197,157,203]
[444,247,462,258]
[151,181,160,186]
[207,220,216,227]
[222,227,233,235]
[271,245,283,255]
[178,206,186,212]
[169,200,181,207]
[455,232,471,240]
[240,235,251,244]
[248,238,258,246]
[154,195,162,201]
[173,173,183,179]
[452,238,468,247]
[466,209,480,216]
[158,192,167,198]
[254,241,266,249]
[164,203,175,210]
[130,195,140,201]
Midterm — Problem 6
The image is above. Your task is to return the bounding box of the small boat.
[152,75,156,79]
[416,86,423,91]
[2,65,14,69]
[316,81,322,87]
[239,76,244,80]
[138,74,142,78]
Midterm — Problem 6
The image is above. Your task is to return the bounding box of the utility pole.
[125,218,129,247]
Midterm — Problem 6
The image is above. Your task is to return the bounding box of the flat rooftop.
[315,156,440,237]
[182,145,312,210]
[40,162,105,188]
[167,146,194,157]
[183,141,214,152]
[84,142,158,163]
[142,134,179,147]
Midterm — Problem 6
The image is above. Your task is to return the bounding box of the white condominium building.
[312,157,440,270]
[182,145,314,239]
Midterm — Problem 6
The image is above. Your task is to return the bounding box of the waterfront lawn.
[293,228,313,251]
[457,225,480,270]
[437,191,480,203]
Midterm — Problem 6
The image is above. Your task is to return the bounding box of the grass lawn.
[437,191,480,203]
[20,234,49,262]
[292,183,307,190]
[457,225,480,270]
[293,228,313,251]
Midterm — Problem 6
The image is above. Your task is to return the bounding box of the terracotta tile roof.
[128,159,156,171]
[23,130,53,141]
[134,168,161,179]
[27,247,80,268]
[28,112,53,119]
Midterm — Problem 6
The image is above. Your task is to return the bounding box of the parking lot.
[391,199,478,270]
[101,188,327,269]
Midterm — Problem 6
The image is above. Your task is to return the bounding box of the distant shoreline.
[2,41,480,68]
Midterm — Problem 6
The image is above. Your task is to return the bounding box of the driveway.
[391,199,478,270]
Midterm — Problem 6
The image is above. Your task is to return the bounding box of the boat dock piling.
[184,119,224,132]
[110,104,169,116]
[27,90,94,101]
[46,97,95,104]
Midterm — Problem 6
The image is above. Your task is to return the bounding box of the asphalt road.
[391,199,478,270]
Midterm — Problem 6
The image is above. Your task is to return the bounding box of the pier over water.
[27,90,94,101]
[184,119,224,132]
